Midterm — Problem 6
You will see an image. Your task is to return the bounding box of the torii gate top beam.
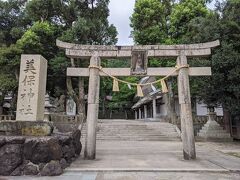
[56,39,220,51]
[56,40,220,58]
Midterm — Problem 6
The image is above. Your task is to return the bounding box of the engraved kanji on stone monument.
[16,55,47,121]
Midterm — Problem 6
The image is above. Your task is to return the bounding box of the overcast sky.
[108,0,219,45]
[108,0,135,45]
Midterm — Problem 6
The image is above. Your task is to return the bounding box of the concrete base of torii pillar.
[198,112,232,141]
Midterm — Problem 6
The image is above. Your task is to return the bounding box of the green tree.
[60,0,117,45]
[59,0,117,117]
[99,59,139,117]
[213,0,240,117]
[130,0,174,45]
[25,0,90,28]
[170,0,209,43]
[0,45,22,113]
[0,0,30,46]
[26,0,61,22]
[0,0,118,116]
[130,0,180,121]
[180,0,240,130]
[16,21,59,59]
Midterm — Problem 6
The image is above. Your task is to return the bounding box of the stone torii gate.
[57,39,220,160]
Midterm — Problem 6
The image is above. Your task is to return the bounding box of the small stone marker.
[66,98,76,116]
[16,55,47,121]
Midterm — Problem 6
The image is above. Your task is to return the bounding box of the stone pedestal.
[198,112,232,141]
[0,121,53,136]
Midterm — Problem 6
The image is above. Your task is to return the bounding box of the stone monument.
[0,55,53,136]
[0,55,82,176]
[16,55,47,121]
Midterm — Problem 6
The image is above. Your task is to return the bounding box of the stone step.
[82,126,177,129]
[97,125,176,127]
[82,137,180,140]
[81,119,180,141]
[95,126,176,129]
[81,137,180,141]
[82,136,179,139]
[104,129,176,132]
[94,138,180,141]
[95,128,177,131]
[81,134,180,138]
[86,125,166,128]
[82,133,173,136]
[97,136,179,139]
[198,133,231,137]
[81,134,179,137]
[82,132,174,135]
[201,126,224,131]
[82,131,179,134]
[83,133,178,136]
[81,132,178,135]
[199,130,231,134]
[83,125,176,127]
[82,128,165,131]
[82,127,177,130]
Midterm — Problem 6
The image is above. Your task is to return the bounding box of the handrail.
[0,115,15,121]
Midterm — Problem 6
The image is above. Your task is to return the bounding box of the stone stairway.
[81,119,180,141]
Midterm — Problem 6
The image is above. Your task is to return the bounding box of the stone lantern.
[198,105,232,141]
[44,94,55,121]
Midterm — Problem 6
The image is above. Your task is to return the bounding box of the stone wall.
[0,130,81,176]
[50,114,84,132]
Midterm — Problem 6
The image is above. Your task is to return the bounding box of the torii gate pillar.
[177,52,196,159]
[84,54,100,159]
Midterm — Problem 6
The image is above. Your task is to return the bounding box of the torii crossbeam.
[57,40,220,160]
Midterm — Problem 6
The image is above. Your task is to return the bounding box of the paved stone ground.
[3,171,240,180]
[68,141,240,171]
[2,141,240,179]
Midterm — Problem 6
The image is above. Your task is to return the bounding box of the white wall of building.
[147,97,223,119]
